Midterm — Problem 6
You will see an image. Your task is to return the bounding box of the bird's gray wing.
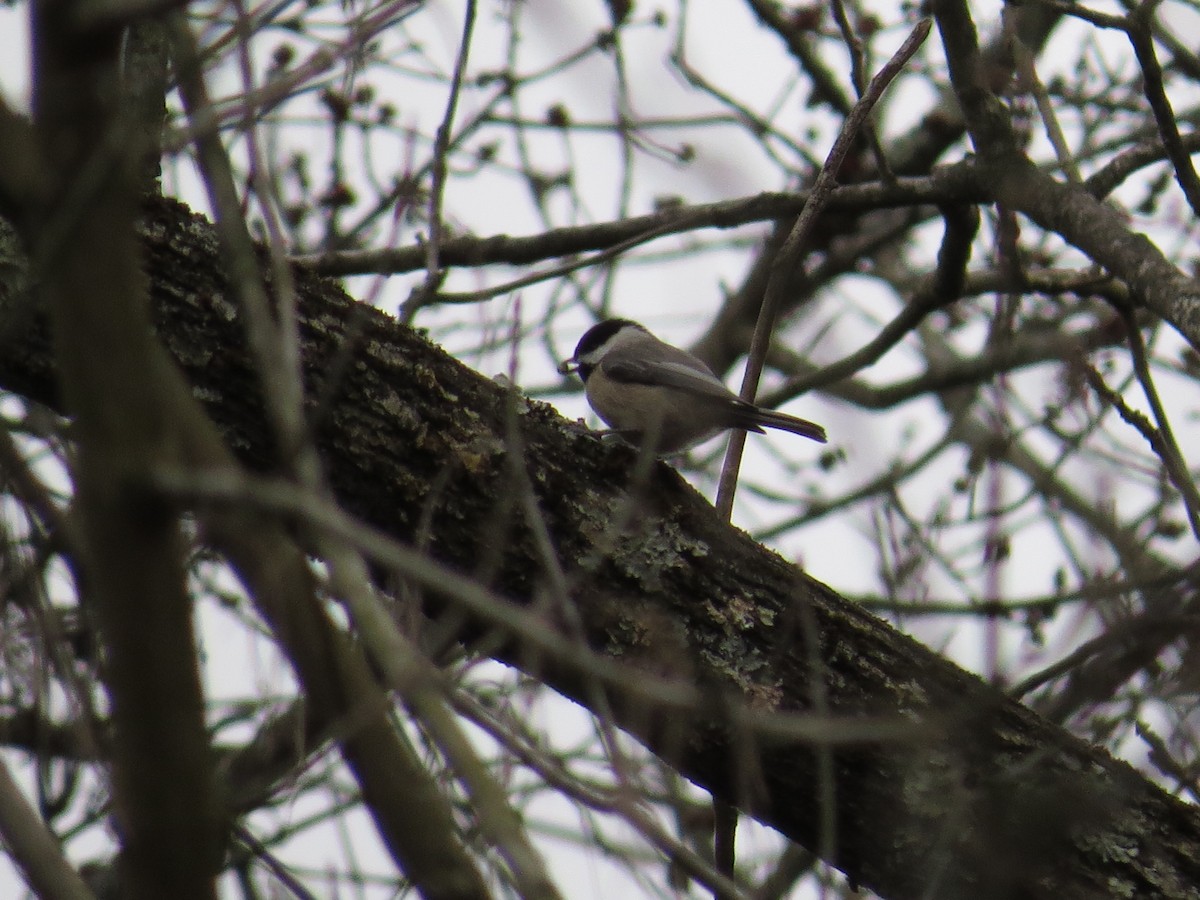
[601,358,740,403]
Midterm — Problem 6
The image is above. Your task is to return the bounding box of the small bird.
[558,318,827,453]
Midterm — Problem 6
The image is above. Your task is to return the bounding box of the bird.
[558,318,827,454]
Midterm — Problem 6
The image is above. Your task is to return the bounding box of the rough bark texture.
[2,195,1200,899]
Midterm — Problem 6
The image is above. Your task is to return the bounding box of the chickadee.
[558,319,827,453]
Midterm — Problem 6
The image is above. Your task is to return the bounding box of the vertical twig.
[1007,12,1082,183]
[167,16,310,473]
[1122,311,1200,540]
[709,18,931,894]
[403,0,478,323]
[829,0,894,180]
[1126,2,1200,218]
[715,18,931,518]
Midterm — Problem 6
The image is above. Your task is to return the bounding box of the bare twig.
[152,464,926,747]
[1126,4,1200,218]
[0,756,95,900]
[404,0,478,324]
[1082,318,1200,541]
[715,17,933,517]
[168,15,311,469]
[706,19,931,890]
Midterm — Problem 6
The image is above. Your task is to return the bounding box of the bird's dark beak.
[557,358,579,376]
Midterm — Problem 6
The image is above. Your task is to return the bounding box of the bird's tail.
[748,407,827,443]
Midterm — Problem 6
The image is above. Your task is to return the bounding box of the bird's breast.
[585,376,723,452]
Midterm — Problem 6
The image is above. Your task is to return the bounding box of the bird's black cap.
[572,318,644,361]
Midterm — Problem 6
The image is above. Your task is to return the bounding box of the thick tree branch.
[0,197,1194,899]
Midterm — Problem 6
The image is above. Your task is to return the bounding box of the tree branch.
[1,196,1199,899]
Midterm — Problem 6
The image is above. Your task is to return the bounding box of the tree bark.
[1,195,1198,900]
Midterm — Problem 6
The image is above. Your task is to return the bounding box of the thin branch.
[406,0,478,324]
[715,17,933,516]
[1085,131,1200,199]
[452,690,752,900]
[1126,4,1200,218]
[1010,612,1196,699]
[1008,13,1082,183]
[313,517,563,900]
[232,825,321,900]
[160,1,421,154]
[708,20,931,886]
[0,756,95,900]
[151,464,925,747]
[294,164,986,276]
[1083,321,1200,541]
[762,204,979,407]
[168,15,311,467]
[419,221,681,307]
[830,0,894,180]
